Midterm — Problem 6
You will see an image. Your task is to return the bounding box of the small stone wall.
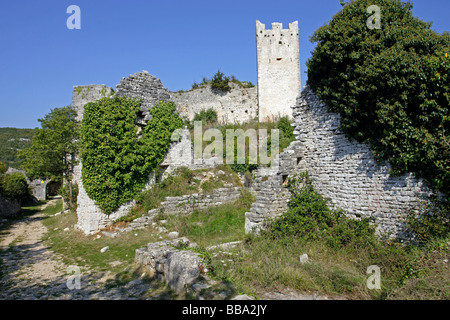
[0,194,21,218]
[160,187,243,215]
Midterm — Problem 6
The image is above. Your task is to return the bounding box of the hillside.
[0,127,35,168]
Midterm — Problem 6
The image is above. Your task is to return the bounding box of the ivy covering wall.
[80,97,182,214]
[306,0,450,197]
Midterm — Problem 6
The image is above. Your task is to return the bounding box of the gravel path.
[0,198,154,300]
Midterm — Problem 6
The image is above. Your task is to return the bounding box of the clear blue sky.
[0,0,448,129]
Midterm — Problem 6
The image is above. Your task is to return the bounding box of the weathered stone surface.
[256,21,300,121]
[170,82,257,125]
[135,238,201,293]
[292,86,432,238]
[115,70,171,122]
[0,194,21,218]
[164,250,202,293]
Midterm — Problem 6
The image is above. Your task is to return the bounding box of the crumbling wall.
[293,86,432,238]
[170,83,257,124]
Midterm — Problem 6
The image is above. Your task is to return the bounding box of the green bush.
[0,172,30,202]
[307,0,450,197]
[265,172,377,249]
[0,162,7,175]
[81,98,183,214]
[406,196,450,244]
[193,108,218,125]
[58,183,79,210]
[210,70,231,92]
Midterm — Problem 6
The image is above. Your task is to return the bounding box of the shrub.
[58,183,79,210]
[0,172,30,202]
[307,0,450,197]
[210,70,231,92]
[406,196,450,244]
[0,162,7,175]
[265,172,377,249]
[193,108,218,125]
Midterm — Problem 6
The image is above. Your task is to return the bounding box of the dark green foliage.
[18,106,80,182]
[265,172,377,249]
[191,72,253,91]
[0,162,7,175]
[306,0,450,197]
[58,183,79,210]
[0,172,30,202]
[0,128,35,168]
[276,116,296,151]
[406,196,450,244]
[193,108,218,125]
[210,70,231,92]
[81,98,183,214]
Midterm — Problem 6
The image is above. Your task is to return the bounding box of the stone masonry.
[292,86,432,238]
[256,20,301,121]
[245,86,433,239]
[245,140,304,234]
[72,84,133,234]
[170,82,258,124]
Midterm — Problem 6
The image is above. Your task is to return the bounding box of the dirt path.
[0,198,152,300]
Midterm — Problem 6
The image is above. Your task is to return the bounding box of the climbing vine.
[81,97,182,214]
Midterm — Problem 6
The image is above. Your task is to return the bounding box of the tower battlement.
[256,20,300,121]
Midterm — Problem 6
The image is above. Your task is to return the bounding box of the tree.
[306,0,450,197]
[19,106,80,204]
[211,70,231,92]
[0,172,30,203]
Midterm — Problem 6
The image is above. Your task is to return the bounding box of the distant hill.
[0,127,35,169]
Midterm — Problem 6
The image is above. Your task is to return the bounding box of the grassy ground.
[12,179,447,300]
[161,190,254,247]
[40,204,163,274]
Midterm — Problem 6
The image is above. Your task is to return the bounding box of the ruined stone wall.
[244,141,303,234]
[5,167,48,201]
[246,86,433,239]
[256,21,300,121]
[292,86,432,238]
[170,83,257,124]
[72,84,128,234]
[115,70,171,123]
[0,194,21,218]
[72,72,176,234]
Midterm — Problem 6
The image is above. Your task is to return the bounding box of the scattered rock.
[299,254,309,264]
[168,231,179,239]
[102,231,118,238]
[164,250,202,293]
[63,227,70,232]
[100,246,110,253]
[232,294,255,300]
[108,261,122,267]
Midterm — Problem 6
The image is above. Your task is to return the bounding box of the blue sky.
[0,0,448,129]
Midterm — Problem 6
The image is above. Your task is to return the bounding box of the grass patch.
[163,190,254,247]
[41,207,163,274]
[200,173,450,300]
[122,165,242,223]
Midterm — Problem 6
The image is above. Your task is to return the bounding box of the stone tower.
[256,20,301,121]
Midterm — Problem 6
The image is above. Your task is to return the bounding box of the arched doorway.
[46,181,61,198]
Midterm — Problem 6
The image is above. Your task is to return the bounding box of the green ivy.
[81,98,182,214]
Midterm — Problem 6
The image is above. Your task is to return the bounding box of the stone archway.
[46,181,61,198]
